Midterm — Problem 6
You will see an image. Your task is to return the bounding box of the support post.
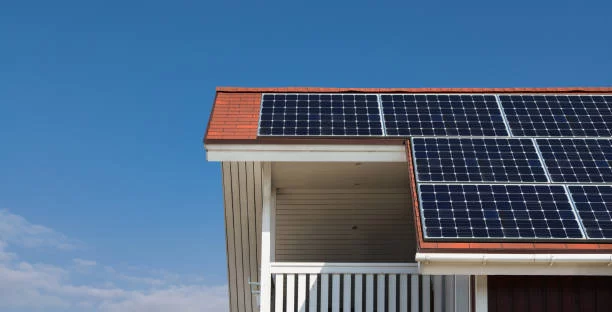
[260,162,272,312]
[474,275,487,312]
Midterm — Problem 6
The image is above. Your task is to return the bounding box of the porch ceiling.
[271,162,409,189]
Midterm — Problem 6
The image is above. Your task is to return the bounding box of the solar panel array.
[568,186,612,239]
[258,94,383,136]
[420,184,583,239]
[537,139,612,183]
[380,94,508,136]
[412,138,548,183]
[256,92,612,241]
[500,95,612,137]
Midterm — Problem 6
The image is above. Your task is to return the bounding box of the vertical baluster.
[399,274,408,312]
[410,275,419,312]
[354,274,363,312]
[297,274,307,312]
[286,274,295,312]
[365,274,374,312]
[377,274,385,312]
[388,274,397,312]
[343,274,352,312]
[321,274,329,312]
[308,274,318,312]
[275,275,284,312]
[332,274,340,312]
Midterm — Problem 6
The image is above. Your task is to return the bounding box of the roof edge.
[216,86,612,93]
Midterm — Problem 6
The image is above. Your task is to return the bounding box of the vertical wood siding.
[275,189,415,262]
[222,162,263,312]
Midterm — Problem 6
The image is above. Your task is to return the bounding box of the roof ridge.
[216,86,612,93]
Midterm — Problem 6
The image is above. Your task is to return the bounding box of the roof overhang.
[416,252,612,276]
[205,143,407,162]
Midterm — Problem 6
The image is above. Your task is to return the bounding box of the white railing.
[269,262,430,312]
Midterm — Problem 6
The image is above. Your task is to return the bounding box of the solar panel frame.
[257,93,385,137]
[567,185,612,240]
[381,93,510,137]
[536,138,612,184]
[411,137,550,183]
[418,183,586,241]
[499,94,612,137]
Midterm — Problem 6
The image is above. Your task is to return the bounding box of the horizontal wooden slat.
[276,188,416,262]
[277,194,408,200]
[277,188,410,194]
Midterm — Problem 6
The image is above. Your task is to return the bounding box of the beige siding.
[222,162,263,312]
[275,189,416,262]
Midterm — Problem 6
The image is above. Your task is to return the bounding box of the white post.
[454,275,470,312]
[259,162,272,312]
[474,276,487,312]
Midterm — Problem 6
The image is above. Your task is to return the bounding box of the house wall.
[488,276,612,312]
[222,162,263,312]
[275,188,416,262]
[221,161,466,312]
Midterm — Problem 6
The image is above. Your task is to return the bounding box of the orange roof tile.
[205,86,612,143]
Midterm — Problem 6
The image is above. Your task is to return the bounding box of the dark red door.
[488,276,612,312]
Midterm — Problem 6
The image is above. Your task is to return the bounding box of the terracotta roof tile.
[205,86,612,143]
[216,86,612,94]
[205,87,612,253]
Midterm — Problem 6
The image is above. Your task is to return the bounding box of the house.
[203,87,612,312]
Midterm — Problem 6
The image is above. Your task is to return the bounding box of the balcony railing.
[269,262,430,312]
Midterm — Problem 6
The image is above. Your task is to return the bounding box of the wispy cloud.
[0,209,79,250]
[73,258,97,267]
[0,210,229,312]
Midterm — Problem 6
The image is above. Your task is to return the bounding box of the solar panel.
[419,184,583,239]
[258,93,383,136]
[536,139,612,183]
[567,185,612,239]
[381,94,509,136]
[412,138,548,183]
[500,95,612,137]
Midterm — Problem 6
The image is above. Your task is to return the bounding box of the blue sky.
[0,1,610,311]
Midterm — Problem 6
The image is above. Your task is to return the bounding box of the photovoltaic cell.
[381,94,509,136]
[258,93,383,136]
[568,185,612,239]
[536,139,612,183]
[412,138,548,183]
[419,184,583,239]
[500,95,612,137]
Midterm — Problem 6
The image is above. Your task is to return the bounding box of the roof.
[205,86,612,143]
[404,141,612,254]
[205,86,612,255]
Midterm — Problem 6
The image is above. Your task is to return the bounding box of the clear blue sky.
[0,1,610,311]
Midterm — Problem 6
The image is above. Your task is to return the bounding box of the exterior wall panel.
[275,189,415,262]
[222,162,263,312]
[488,276,612,312]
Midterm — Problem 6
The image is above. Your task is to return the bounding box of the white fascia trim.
[206,144,406,162]
[270,262,418,274]
[416,253,612,276]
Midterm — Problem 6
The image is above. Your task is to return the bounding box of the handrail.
[269,262,419,274]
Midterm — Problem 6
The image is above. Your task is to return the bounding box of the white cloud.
[99,285,229,312]
[0,240,17,263]
[0,209,79,250]
[73,258,97,267]
[0,210,229,312]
